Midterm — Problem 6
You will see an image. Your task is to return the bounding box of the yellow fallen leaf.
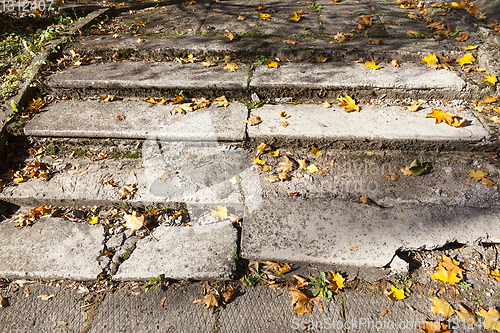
[462,45,478,50]
[289,288,314,315]
[429,297,455,319]
[438,255,463,277]
[484,95,499,103]
[426,109,457,125]
[485,74,498,86]
[360,196,370,204]
[194,294,220,311]
[87,216,99,225]
[422,52,438,63]
[214,96,229,107]
[117,184,136,200]
[430,265,462,284]
[334,32,348,42]
[279,121,289,128]
[327,272,345,293]
[363,60,382,69]
[307,164,319,174]
[266,60,279,68]
[316,55,327,62]
[211,205,228,220]
[321,101,331,108]
[260,13,271,20]
[264,174,279,182]
[298,159,307,170]
[288,12,301,21]
[338,95,359,112]
[264,261,291,274]
[456,303,476,325]
[457,53,475,66]
[269,150,280,157]
[252,155,266,165]
[476,307,500,331]
[123,211,146,232]
[283,39,299,44]
[407,101,420,112]
[384,285,406,301]
[391,59,400,67]
[467,169,488,181]
[280,111,290,118]
[310,147,322,155]
[245,116,262,126]
[224,63,240,72]
[256,142,267,155]
[237,15,246,20]
[418,321,451,333]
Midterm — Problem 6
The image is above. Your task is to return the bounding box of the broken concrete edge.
[0,7,113,159]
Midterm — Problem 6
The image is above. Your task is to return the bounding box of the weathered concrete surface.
[25,100,247,142]
[46,62,250,98]
[0,143,260,209]
[0,217,104,280]
[114,221,238,280]
[247,104,492,149]
[240,197,500,267]
[0,284,87,333]
[87,285,215,333]
[219,286,343,333]
[250,62,472,100]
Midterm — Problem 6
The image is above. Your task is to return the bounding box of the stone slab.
[113,220,237,280]
[0,217,104,280]
[0,143,261,210]
[240,197,500,267]
[46,62,249,98]
[246,103,492,148]
[250,62,469,100]
[24,100,247,142]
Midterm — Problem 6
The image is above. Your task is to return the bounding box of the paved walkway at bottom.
[0,281,495,333]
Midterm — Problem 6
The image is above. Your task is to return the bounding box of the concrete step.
[0,217,237,281]
[24,99,498,150]
[24,100,247,142]
[45,61,482,101]
[240,196,500,268]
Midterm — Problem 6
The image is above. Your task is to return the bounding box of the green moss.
[123,244,136,261]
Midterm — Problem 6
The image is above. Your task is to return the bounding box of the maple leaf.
[476,307,500,331]
[252,155,266,165]
[298,159,307,170]
[307,164,319,174]
[279,171,291,181]
[334,32,348,42]
[280,111,290,118]
[481,177,495,187]
[463,45,478,50]
[87,216,99,225]
[364,61,382,70]
[484,95,499,103]
[269,150,280,157]
[260,13,271,20]
[321,101,331,108]
[214,96,229,107]
[192,97,211,110]
[256,142,267,155]
[384,285,406,301]
[278,156,294,173]
[485,74,498,85]
[123,211,147,233]
[426,109,457,125]
[224,31,238,41]
[27,97,45,111]
[221,286,236,303]
[391,59,400,67]
[289,288,314,315]
[438,255,463,277]
[237,15,246,20]
[455,32,468,41]
[456,303,476,325]
[264,261,291,274]
[357,14,373,29]
[430,265,462,284]
[429,297,455,319]
[263,165,272,172]
[194,294,220,311]
[117,184,136,199]
[467,169,488,181]
[422,53,438,63]
[457,53,475,66]
[360,196,371,204]
[327,272,345,293]
[293,275,309,288]
[266,60,279,68]
[211,205,228,220]
[390,172,400,181]
[418,321,451,333]
[172,95,184,104]
[202,60,216,67]
[407,101,420,112]
[245,116,262,126]
[278,121,289,128]
[316,55,327,62]
[338,95,359,112]
[288,12,301,21]
[310,147,322,155]
[487,267,500,281]
[224,63,240,72]
[264,174,279,182]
